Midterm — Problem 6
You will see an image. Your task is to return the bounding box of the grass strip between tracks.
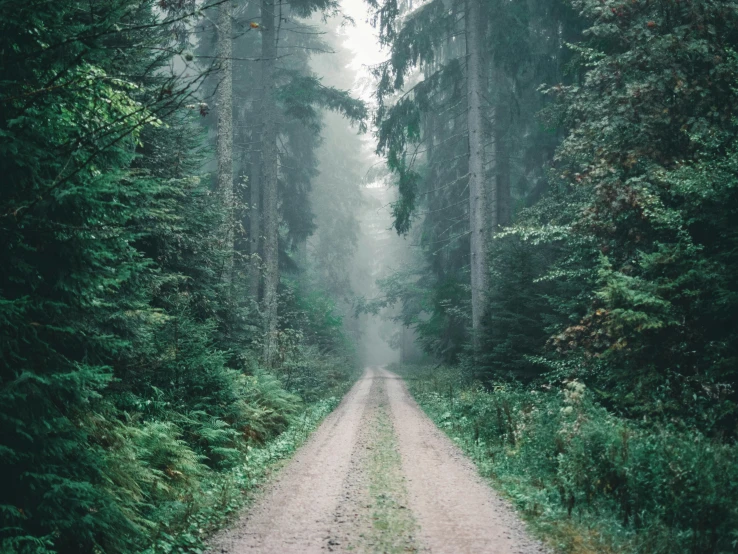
[364,404,419,553]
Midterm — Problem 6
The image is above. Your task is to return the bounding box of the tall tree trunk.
[465,0,490,343]
[216,0,234,289]
[249,86,262,301]
[260,0,279,366]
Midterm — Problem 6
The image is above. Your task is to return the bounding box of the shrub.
[399,364,738,554]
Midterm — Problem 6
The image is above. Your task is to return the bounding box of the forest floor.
[207,367,548,554]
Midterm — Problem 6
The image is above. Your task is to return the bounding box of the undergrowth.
[134,351,360,554]
[394,363,738,554]
[143,395,341,554]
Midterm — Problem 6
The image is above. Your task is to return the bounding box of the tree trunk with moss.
[260,0,279,366]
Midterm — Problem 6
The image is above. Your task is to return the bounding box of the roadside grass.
[393,363,738,554]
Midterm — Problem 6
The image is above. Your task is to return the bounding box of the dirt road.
[208,367,547,554]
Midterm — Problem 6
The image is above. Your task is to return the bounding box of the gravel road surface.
[208,367,548,554]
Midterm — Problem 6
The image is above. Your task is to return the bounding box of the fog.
[296,4,417,367]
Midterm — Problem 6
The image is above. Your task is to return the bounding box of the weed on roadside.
[394,363,738,554]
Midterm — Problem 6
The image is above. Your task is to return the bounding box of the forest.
[1,0,737,553]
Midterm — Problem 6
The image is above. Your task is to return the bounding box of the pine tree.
[535,0,738,431]
[0,1,202,550]
[0,1,367,551]
[368,0,575,357]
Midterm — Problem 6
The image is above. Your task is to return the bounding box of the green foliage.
[273,70,367,251]
[0,2,182,551]
[400,364,738,554]
[477,234,562,380]
[139,396,340,554]
[368,0,579,358]
[0,1,359,552]
[471,0,738,434]
[277,74,368,133]
[275,279,361,400]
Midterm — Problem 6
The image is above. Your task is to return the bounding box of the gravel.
[207,367,549,554]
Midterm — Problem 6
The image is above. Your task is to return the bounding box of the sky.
[294,0,411,364]
[336,0,387,104]
[306,0,391,185]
